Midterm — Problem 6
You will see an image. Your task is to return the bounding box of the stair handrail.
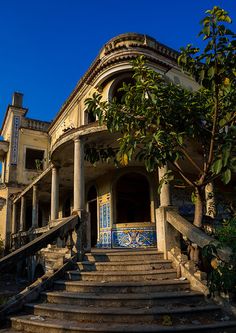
[0,215,79,273]
[165,207,231,262]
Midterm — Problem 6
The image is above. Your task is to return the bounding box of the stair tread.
[8,249,236,332]
[88,249,160,254]
[43,290,202,300]
[26,302,221,314]
[11,315,236,332]
[68,268,176,276]
[55,278,189,287]
[78,259,172,265]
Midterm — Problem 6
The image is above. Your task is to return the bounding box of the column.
[32,185,39,228]
[51,166,59,220]
[73,137,85,214]
[12,202,17,234]
[158,164,171,206]
[205,182,216,218]
[20,196,26,231]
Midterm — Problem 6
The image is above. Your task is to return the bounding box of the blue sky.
[0,0,236,126]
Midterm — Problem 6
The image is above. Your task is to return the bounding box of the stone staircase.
[3,249,236,332]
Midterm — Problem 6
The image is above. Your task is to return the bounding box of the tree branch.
[171,161,195,187]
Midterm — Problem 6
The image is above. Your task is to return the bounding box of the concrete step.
[54,279,190,293]
[40,248,68,259]
[25,302,223,324]
[42,290,205,307]
[84,250,163,262]
[65,268,177,282]
[0,328,23,333]
[10,315,236,332]
[77,259,173,271]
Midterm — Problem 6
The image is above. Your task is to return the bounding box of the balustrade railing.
[21,118,50,132]
[156,206,232,293]
[0,214,87,273]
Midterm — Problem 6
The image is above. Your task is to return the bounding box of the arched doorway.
[62,196,71,217]
[87,185,98,247]
[116,172,150,223]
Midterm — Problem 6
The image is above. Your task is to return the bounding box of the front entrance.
[112,172,156,248]
[87,186,98,247]
[116,172,151,223]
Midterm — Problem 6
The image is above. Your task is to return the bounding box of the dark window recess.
[112,77,135,103]
[116,172,150,223]
[87,110,96,123]
[25,148,44,170]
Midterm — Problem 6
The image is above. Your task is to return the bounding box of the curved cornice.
[48,33,179,133]
[50,123,107,157]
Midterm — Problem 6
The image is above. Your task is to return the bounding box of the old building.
[0,33,199,254]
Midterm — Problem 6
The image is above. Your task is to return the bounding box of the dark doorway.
[87,186,98,247]
[63,196,71,217]
[116,172,150,223]
[34,264,45,280]
[25,203,32,230]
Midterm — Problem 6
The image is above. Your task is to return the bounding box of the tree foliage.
[85,6,236,227]
[203,216,236,294]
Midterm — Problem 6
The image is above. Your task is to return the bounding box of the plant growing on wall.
[85,6,236,228]
[203,216,236,294]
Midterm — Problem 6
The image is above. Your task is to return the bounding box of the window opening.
[25,148,44,170]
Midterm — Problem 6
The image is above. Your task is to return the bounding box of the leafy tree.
[85,6,236,228]
[203,216,236,294]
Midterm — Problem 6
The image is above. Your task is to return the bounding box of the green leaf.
[230,157,236,172]
[222,169,231,184]
[222,146,231,167]
[208,66,215,79]
[212,159,222,174]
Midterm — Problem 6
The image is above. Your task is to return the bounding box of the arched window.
[109,74,135,103]
[116,172,150,223]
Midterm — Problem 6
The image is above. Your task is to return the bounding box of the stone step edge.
[26,302,221,315]
[11,316,236,332]
[78,260,172,266]
[54,279,190,287]
[67,268,177,276]
[42,290,202,300]
[85,251,162,256]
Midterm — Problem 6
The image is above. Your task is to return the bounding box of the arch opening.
[109,75,135,103]
[87,185,98,247]
[116,172,150,223]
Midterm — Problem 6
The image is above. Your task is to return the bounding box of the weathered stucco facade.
[0,33,200,254]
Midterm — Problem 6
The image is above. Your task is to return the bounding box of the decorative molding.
[11,115,20,165]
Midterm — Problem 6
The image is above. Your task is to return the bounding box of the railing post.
[20,196,26,231]
[156,207,168,259]
[32,185,39,228]
[12,202,17,234]
[157,165,172,258]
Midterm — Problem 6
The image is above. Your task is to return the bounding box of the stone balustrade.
[22,118,51,132]
[1,215,81,273]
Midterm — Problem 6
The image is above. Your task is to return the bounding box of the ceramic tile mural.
[112,226,156,248]
[98,194,111,248]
